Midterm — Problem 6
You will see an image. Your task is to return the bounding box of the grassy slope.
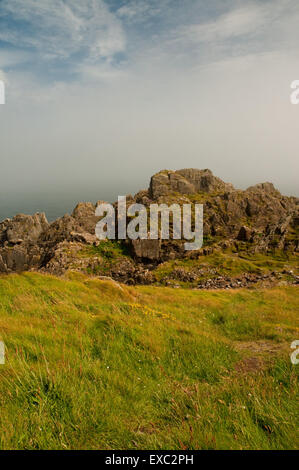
[0,272,298,450]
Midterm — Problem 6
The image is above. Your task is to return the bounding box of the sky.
[0,0,298,221]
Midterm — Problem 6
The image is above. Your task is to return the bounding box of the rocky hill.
[0,169,298,287]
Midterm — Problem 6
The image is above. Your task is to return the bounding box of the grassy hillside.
[0,272,298,450]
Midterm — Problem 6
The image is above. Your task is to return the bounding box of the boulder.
[70,231,97,245]
[0,213,48,245]
[40,214,81,244]
[176,169,234,193]
[247,182,279,195]
[149,169,234,199]
[0,244,42,272]
[72,202,99,234]
[130,238,161,260]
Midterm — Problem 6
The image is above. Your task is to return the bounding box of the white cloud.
[171,0,297,47]
[116,1,161,23]
[181,5,266,42]
[144,0,299,74]
[0,0,126,61]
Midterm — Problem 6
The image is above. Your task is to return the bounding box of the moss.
[78,240,130,260]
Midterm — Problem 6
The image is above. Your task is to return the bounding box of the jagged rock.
[149,169,234,199]
[72,202,99,234]
[0,213,48,245]
[40,215,81,244]
[176,169,234,193]
[70,231,97,245]
[0,244,41,272]
[134,190,152,206]
[247,182,279,194]
[39,241,88,275]
[0,213,48,272]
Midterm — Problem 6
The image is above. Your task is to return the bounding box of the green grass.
[0,272,298,449]
[155,251,298,285]
[77,240,131,275]
[78,240,130,260]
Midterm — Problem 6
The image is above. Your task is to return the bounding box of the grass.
[155,251,298,285]
[77,240,131,275]
[0,272,298,450]
[78,240,130,260]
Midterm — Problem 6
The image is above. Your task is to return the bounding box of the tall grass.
[0,272,298,449]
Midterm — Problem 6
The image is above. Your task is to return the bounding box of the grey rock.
[130,238,161,260]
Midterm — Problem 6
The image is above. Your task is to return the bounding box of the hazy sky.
[0,0,298,220]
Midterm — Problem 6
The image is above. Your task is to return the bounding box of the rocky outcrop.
[149,169,234,199]
[176,169,234,193]
[0,213,48,245]
[72,202,100,234]
[0,213,48,272]
[146,170,298,259]
[0,169,298,281]
[247,182,279,195]
[0,244,41,273]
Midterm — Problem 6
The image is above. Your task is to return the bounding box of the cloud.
[0,49,33,68]
[116,0,162,23]
[178,4,268,43]
[149,0,299,71]
[0,0,126,62]
[169,1,296,46]
[0,0,299,221]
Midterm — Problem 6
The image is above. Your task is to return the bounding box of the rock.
[70,231,97,245]
[72,202,99,234]
[72,202,94,217]
[149,169,234,199]
[176,169,234,193]
[134,190,152,206]
[130,238,161,260]
[0,213,48,245]
[0,254,7,272]
[0,168,298,282]
[237,226,253,242]
[247,182,279,195]
[0,244,42,272]
[40,215,81,244]
[149,171,176,198]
